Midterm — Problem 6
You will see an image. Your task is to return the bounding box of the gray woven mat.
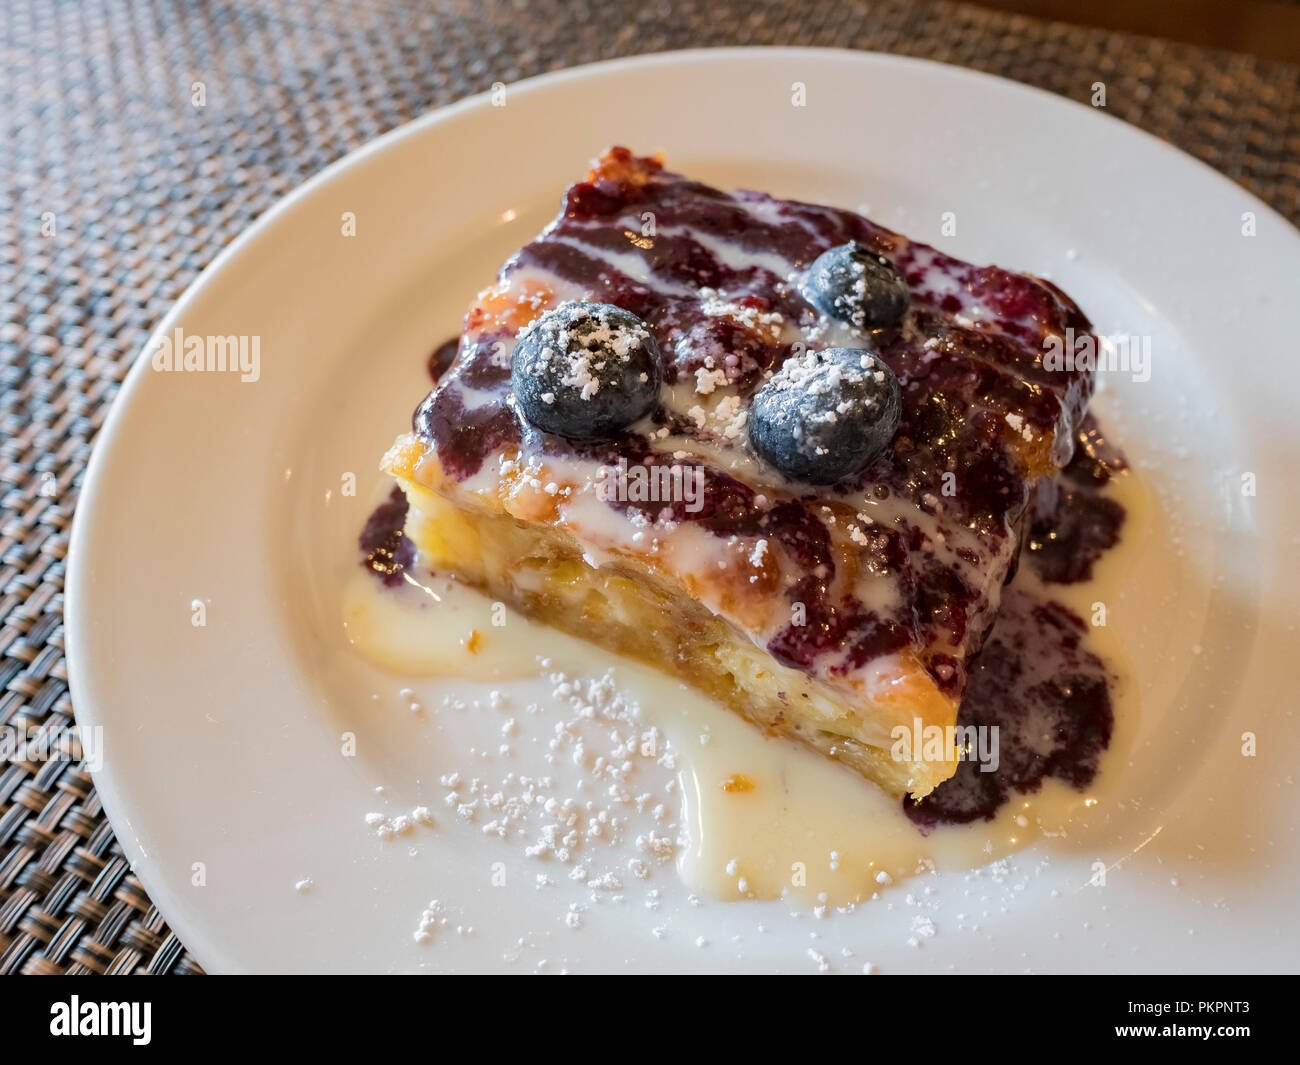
[1,0,1296,976]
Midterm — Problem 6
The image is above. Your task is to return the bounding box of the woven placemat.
[1,0,1296,977]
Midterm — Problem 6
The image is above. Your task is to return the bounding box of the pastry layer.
[393,471,957,797]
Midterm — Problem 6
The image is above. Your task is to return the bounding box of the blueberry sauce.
[1026,413,1128,585]
[427,337,459,383]
[904,589,1114,829]
[359,486,413,586]
[414,384,520,481]
[905,424,1127,828]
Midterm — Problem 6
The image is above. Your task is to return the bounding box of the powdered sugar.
[373,659,686,950]
[697,286,786,338]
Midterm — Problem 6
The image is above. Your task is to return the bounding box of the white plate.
[67,48,1300,974]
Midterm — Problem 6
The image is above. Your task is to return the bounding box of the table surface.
[970,0,1300,64]
[1,0,1297,975]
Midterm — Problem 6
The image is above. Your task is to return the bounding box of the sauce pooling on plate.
[359,486,412,586]
[906,417,1127,828]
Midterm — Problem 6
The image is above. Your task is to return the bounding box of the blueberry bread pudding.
[382,148,1097,799]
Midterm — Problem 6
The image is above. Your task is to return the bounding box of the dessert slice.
[381,148,1096,799]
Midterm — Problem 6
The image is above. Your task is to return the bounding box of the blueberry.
[802,242,909,330]
[511,301,662,438]
[749,348,900,484]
